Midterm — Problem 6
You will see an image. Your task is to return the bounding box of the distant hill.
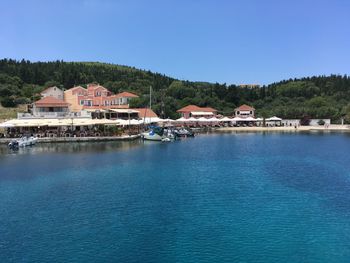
[0,58,350,121]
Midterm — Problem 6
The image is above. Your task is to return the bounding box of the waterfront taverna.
[0,84,160,139]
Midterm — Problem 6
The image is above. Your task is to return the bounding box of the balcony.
[17,111,92,119]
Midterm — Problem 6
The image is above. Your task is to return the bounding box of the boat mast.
[149,86,152,110]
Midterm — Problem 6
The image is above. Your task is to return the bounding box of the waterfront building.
[177,105,217,119]
[234,104,255,118]
[40,86,64,100]
[64,84,139,112]
[31,96,70,118]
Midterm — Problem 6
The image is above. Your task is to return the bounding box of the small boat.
[174,128,195,137]
[142,126,176,142]
[142,126,164,141]
[8,136,38,149]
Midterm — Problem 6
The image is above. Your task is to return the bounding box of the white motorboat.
[8,136,38,149]
[142,131,163,141]
[142,127,176,142]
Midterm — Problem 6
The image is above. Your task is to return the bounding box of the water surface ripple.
[1,133,350,262]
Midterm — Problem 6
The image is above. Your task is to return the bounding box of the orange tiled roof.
[65,86,87,92]
[132,108,158,118]
[113,91,139,98]
[177,105,217,113]
[235,104,255,111]
[34,96,70,107]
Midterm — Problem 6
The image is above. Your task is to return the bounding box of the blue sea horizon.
[1,133,350,262]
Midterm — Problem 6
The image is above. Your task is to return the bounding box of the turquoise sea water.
[1,133,350,262]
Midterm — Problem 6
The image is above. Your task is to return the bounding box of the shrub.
[317,119,325,125]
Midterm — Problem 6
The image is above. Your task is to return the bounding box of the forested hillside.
[0,59,350,122]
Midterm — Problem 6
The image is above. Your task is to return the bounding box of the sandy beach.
[216,125,350,133]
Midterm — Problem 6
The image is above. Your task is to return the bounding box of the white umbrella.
[266,116,282,121]
[220,117,232,122]
[176,117,188,122]
[244,117,257,121]
[143,117,161,124]
[115,119,129,126]
[158,118,175,123]
[232,117,244,121]
[128,119,142,125]
[207,117,219,122]
[197,117,209,122]
[188,117,198,122]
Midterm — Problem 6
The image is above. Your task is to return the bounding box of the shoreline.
[216,125,350,133]
[1,125,350,145]
[0,134,141,144]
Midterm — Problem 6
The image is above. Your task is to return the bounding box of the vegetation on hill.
[0,58,350,122]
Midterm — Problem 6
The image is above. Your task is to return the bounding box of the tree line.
[0,58,350,122]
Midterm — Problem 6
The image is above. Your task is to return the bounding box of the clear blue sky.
[1,0,350,85]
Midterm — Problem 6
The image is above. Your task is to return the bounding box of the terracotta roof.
[235,104,255,111]
[34,96,70,107]
[65,86,87,92]
[132,108,158,118]
[113,92,139,98]
[177,105,217,113]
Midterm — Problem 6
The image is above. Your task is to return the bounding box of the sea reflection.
[0,139,144,156]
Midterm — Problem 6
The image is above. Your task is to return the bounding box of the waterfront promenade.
[217,125,350,133]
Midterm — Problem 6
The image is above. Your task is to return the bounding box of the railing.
[17,111,92,119]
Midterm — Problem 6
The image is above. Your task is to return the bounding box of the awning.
[143,117,161,124]
[158,118,175,123]
[84,109,107,113]
[191,111,214,116]
[207,117,220,122]
[114,119,141,126]
[0,118,118,128]
[109,109,139,114]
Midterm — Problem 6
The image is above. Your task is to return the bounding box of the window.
[80,100,84,105]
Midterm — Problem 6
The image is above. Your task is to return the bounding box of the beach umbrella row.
[0,116,283,128]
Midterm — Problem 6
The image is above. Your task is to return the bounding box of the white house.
[234,104,255,118]
[41,86,64,100]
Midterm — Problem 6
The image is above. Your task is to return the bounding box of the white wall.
[282,119,331,126]
[41,87,64,100]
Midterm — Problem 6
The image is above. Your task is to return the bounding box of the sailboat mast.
[149,86,152,110]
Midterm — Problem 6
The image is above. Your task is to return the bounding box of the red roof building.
[132,108,158,118]
[177,105,217,118]
[34,96,70,107]
[234,104,255,118]
[114,92,139,98]
[64,84,139,112]
[33,97,70,117]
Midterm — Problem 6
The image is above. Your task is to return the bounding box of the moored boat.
[174,127,195,137]
[142,126,176,142]
[8,136,38,149]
